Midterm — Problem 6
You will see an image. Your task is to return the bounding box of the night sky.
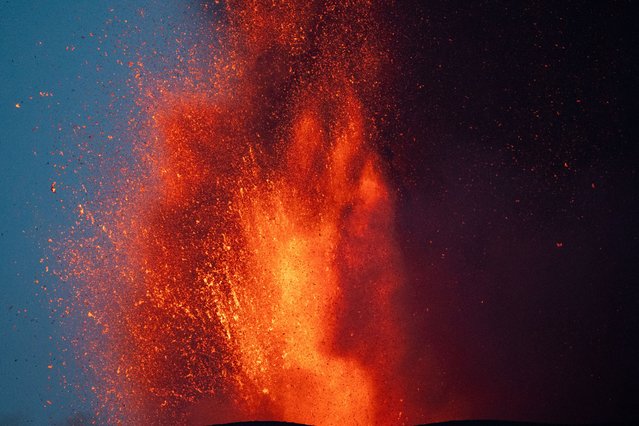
[1,1,638,424]
[386,1,639,422]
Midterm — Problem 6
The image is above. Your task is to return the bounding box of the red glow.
[66,1,412,424]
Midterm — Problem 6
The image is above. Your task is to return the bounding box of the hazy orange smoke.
[71,1,408,424]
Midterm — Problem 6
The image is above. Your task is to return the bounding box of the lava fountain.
[66,1,408,424]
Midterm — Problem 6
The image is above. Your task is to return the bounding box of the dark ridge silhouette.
[424,421,635,426]
[211,421,634,426]
[210,422,307,426]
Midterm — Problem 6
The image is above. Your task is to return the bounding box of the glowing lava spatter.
[69,1,407,424]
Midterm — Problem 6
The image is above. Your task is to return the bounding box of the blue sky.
[0,1,212,423]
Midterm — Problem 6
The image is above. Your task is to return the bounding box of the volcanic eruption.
[65,1,410,424]
[53,0,639,424]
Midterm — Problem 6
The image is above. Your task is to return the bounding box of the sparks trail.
[69,1,407,424]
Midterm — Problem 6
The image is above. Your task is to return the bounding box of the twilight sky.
[1,1,205,423]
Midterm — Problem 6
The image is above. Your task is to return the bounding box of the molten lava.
[69,1,408,424]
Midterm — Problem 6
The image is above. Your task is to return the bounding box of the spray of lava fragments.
[64,1,411,424]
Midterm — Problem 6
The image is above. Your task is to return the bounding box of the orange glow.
[68,1,408,424]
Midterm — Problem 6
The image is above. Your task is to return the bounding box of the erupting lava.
[67,1,408,424]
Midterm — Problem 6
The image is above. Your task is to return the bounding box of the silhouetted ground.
[212,422,306,426]
[212,421,636,426]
